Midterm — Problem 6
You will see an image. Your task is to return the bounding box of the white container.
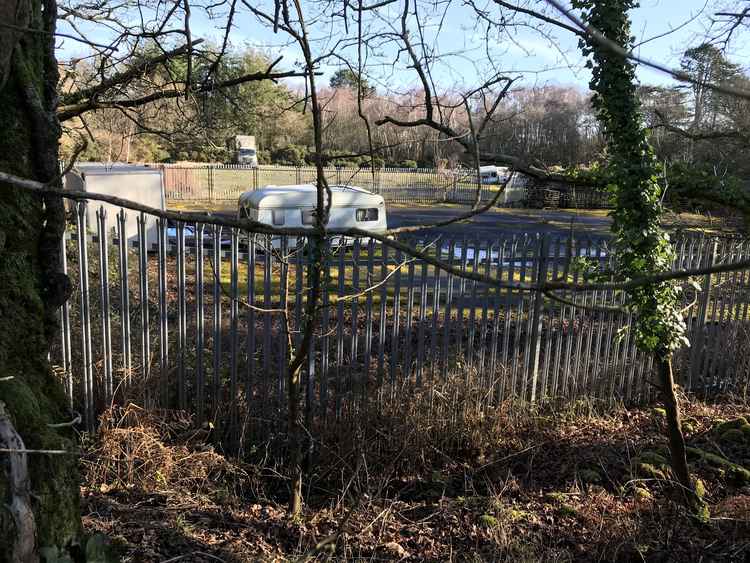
[65,163,166,249]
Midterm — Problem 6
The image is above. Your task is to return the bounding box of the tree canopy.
[329,68,376,97]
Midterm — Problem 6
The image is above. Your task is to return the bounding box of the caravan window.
[272,210,285,225]
[301,209,316,225]
[356,208,379,222]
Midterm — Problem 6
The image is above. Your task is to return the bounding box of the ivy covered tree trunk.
[0,0,82,560]
[573,0,704,515]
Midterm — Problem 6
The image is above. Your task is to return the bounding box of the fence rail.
[54,202,750,443]
[148,163,609,208]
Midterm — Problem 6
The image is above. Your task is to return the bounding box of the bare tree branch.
[59,39,205,107]
[58,60,313,121]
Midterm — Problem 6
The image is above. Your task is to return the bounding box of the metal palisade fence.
[151,163,610,208]
[54,202,750,441]
[159,163,493,205]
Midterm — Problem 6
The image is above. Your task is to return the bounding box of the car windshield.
[239,148,256,156]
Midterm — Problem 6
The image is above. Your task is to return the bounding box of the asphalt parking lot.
[206,202,612,237]
[386,205,613,239]
[186,200,726,240]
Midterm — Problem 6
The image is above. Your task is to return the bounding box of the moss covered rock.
[687,447,750,485]
[715,417,749,434]
[695,479,706,499]
[637,451,669,467]
[635,463,667,481]
[727,465,750,485]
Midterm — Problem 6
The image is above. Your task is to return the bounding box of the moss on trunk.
[0,1,82,558]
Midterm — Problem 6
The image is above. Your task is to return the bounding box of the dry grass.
[82,404,260,501]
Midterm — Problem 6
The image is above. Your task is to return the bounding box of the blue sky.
[57,0,746,94]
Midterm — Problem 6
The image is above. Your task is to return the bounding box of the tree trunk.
[656,356,691,486]
[288,361,304,517]
[656,355,705,515]
[0,1,82,559]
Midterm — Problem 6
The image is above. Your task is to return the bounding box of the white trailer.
[64,163,165,249]
[237,184,387,247]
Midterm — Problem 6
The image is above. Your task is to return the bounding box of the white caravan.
[237,184,387,247]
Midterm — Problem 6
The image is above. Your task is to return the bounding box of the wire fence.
[54,202,750,445]
[149,163,610,208]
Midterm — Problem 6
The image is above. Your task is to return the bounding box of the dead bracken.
[80,399,750,562]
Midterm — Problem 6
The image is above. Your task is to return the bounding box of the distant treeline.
[60,43,749,220]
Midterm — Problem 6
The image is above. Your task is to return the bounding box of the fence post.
[253,166,259,190]
[296,166,302,184]
[208,165,214,202]
[687,239,717,391]
[75,203,95,429]
[528,234,549,402]
[60,232,73,407]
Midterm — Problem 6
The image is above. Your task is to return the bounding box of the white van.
[237,184,387,247]
[479,165,510,185]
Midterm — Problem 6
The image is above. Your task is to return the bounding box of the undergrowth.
[79,377,750,562]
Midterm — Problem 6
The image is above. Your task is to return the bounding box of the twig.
[160,552,226,563]
[0,21,117,50]
[543,289,627,313]
[204,237,288,314]
[0,448,78,455]
[475,443,543,471]
[47,413,82,428]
